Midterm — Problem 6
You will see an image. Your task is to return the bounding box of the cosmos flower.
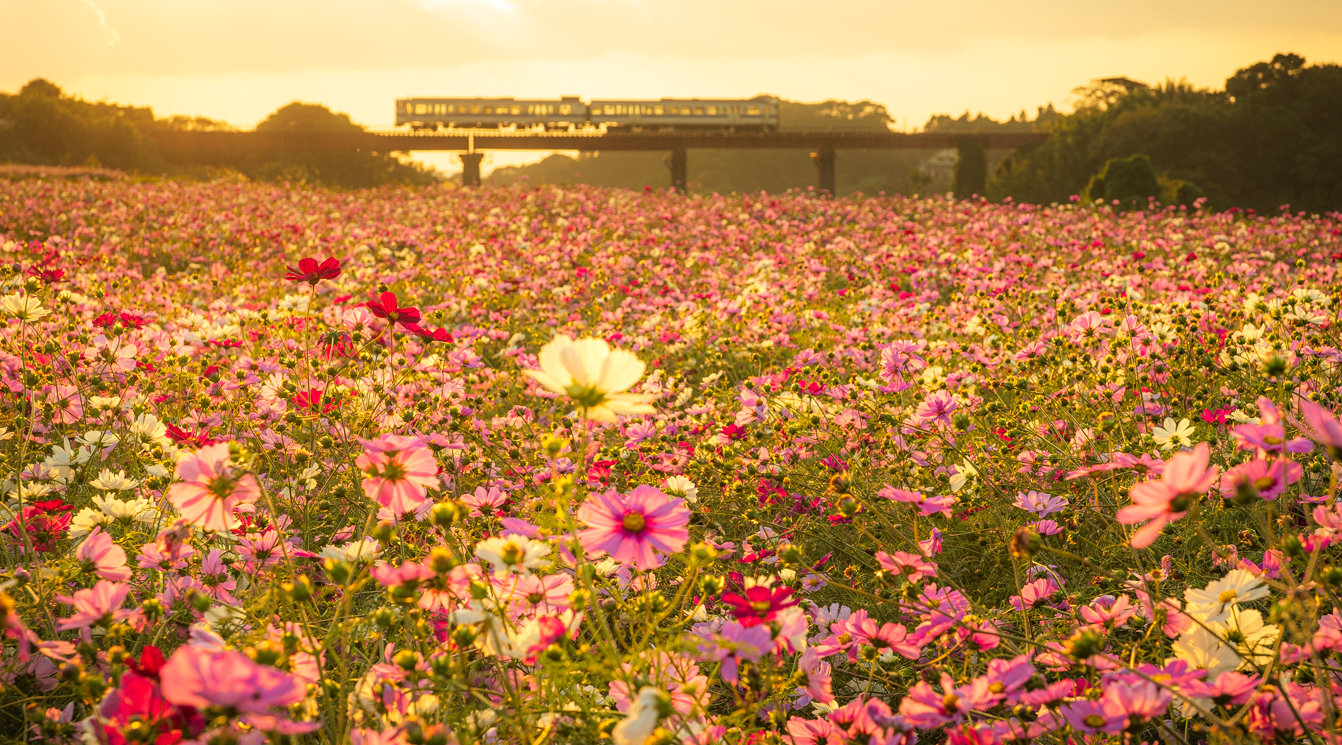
[355,434,439,515]
[285,256,341,285]
[1152,417,1196,451]
[522,335,655,422]
[364,291,422,328]
[577,485,690,570]
[76,527,131,582]
[1117,443,1219,549]
[166,443,260,532]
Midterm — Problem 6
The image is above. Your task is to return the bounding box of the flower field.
[2,176,1342,745]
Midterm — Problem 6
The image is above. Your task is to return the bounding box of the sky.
[2,0,1340,174]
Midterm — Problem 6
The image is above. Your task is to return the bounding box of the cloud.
[80,0,120,46]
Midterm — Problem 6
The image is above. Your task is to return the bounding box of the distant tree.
[1084,154,1160,208]
[256,103,364,133]
[0,78,159,170]
[952,139,987,198]
[988,53,1342,212]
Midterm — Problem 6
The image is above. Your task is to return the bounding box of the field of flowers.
[0,176,1340,745]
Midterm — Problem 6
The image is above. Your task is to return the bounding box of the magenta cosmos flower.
[577,485,690,570]
[166,443,260,532]
[355,434,439,514]
[1117,443,1219,549]
[76,526,131,582]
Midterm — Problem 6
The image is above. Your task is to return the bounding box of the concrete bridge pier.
[460,153,484,187]
[665,147,688,192]
[811,146,836,196]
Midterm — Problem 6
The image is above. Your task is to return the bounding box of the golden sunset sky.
[3,0,1339,173]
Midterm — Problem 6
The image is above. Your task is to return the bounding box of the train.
[395,96,781,132]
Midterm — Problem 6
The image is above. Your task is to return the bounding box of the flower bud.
[690,542,718,562]
[1322,566,1342,589]
[427,547,457,574]
[451,625,477,648]
[1282,535,1305,559]
[698,575,725,596]
[431,501,462,529]
[189,590,212,614]
[1063,629,1103,660]
[394,649,419,671]
[283,575,314,603]
[372,521,395,544]
[1010,527,1042,559]
[324,557,352,585]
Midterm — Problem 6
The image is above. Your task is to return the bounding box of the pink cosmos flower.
[912,390,957,427]
[57,580,131,631]
[1290,398,1342,456]
[697,620,770,683]
[166,443,260,532]
[76,527,131,582]
[1013,490,1068,517]
[577,485,690,570]
[1060,699,1125,734]
[1220,457,1302,500]
[1117,443,1219,549]
[461,485,508,517]
[355,434,439,515]
[83,334,138,373]
[876,551,938,583]
[159,645,314,730]
[46,384,83,424]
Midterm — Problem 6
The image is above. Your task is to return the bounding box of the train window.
[746,106,760,116]
[706,106,717,115]
[415,104,427,115]
[694,107,705,115]
[653,106,664,115]
[469,105,481,114]
[559,105,571,115]
[510,106,519,115]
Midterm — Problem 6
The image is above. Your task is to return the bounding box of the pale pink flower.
[160,645,316,732]
[355,434,439,515]
[83,334,138,372]
[76,527,131,582]
[166,443,260,532]
[56,580,131,631]
[45,384,83,424]
[1291,398,1342,455]
[1117,443,1219,549]
[577,485,690,570]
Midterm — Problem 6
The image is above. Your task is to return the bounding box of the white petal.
[597,350,645,395]
[537,335,575,387]
[561,338,609,387]
[522,369,569,395]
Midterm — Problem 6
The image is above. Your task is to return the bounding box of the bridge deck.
[149,129,1047,154]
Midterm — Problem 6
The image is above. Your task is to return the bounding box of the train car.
[395,97,585,130]
[587,97,779,131]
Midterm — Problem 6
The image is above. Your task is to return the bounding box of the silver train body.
[395,96,780,131]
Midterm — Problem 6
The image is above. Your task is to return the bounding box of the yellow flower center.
[500,542,524,565]
[1083,714,1107,728]
[1218,589,1238,603]
[622,512,646,533]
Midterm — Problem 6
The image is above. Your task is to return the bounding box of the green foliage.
[1083,153,1160,208]
[989,53,1342,212]
[952,139,987,198]
[0,79,160,170]
[0,82,440,188]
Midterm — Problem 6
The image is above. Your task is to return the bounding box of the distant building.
[919,149,958,190]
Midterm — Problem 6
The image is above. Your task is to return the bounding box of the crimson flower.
[720,585,800,627]
[365,291,422,328]
[284,256,341,285]
[165,424,215,448]
[94,311,147,330]
[291,388,338,414]
[404,323,453,343]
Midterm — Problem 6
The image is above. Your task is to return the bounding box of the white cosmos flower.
[475,535,552,578]
[613,687,667,745]
[1152,417,1195,451]
[522,335,655,423]
[1170,626,1240,681]
[663,475,698,503]
[1,294,51,322]
[318,538,381,563]
[68,507,112,538]
[1184,569,1268,623]
[90,468,141,492]
[94,495,156,523]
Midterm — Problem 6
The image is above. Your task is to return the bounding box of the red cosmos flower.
[721,423,747,441]
[94,312,147,330]
[6,504,73,552]
[404,323,453,344]
[720,586,801,627]
[284,256,341,286]
[291,388,338,414]
[26,266,65,284]
[365,291,421,328]
[164,424,215,448]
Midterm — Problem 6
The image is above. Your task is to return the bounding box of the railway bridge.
[149,129,1048,194]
